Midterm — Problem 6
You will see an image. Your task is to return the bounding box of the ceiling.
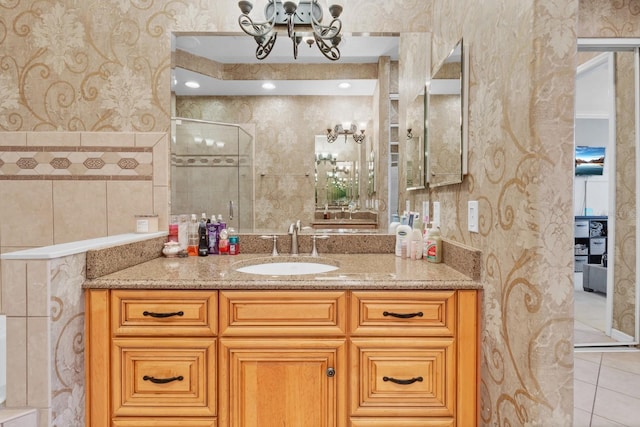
[171,33,399,97]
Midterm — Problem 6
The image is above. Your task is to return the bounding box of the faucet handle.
[310,234,329,257]
[260,235,279,256]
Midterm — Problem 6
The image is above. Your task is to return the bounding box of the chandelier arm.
[311,16,342,40]
[313,33,340,61]
[238,15,275,38]
[256,32,278,60]
[238,0,278,38]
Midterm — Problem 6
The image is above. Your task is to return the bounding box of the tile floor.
[574,350,640,426]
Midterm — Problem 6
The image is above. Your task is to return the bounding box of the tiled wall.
[0,132,169,305]
[0,253,85,427]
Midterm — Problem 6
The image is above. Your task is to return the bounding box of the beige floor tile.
[593,387,640,426]
[52,181,107,244]
[575,351,603,364]
[574,379,597,413]
[589,414,626,426]
[575,357,601,385]
[597,365,640,399]
[574,407,592,426]
[601,352,640,376]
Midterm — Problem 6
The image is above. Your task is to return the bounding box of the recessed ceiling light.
[185,81,200,89]
[262,82,276,90]
[338,82,351,89]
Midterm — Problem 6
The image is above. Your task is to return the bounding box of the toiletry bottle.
[207,215,218,254]
[323,203,330,220]
[411,227,423,260]
[198,217,209,256]
[218,228,229,254]
[425,223,442,263]
[228,227,239,255]
[187,214,199,256]
[395,222,412,257]
[178,214,189,250]
[216,214,226,254]
[168,215,179,242]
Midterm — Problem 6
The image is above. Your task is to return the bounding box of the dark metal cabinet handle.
[326,367,335,377]
[383,311,424,319]
[142,310,184,318]
[383,376,423,385]
[143,375,184,384]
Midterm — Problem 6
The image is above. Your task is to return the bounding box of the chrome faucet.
[288,220,301,255]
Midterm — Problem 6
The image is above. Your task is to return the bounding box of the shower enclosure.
[171,118,254,232]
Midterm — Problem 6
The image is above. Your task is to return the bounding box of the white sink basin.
[235,261,338,276]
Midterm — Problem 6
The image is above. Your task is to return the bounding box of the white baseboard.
[610,328,635,343]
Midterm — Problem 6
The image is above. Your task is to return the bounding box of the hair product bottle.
[187,214,199,256]
[198,214,209,256]
[207,215,218,254]
[425,223,442,263]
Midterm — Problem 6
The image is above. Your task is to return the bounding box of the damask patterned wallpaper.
[2,0,637,425]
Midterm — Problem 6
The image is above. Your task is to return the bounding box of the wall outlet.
[433,201,440,227]
[468,200,479,233]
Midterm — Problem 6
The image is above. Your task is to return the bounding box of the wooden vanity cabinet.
[86,289,478,427]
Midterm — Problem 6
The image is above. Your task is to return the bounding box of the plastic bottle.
[425,223,442,263]
[207,215,218,254]
[395,222,412,257]
[197,217,209,256]
[178,214,189,250]
[187,214,199,256]
[410,228,423,260]
[168,215,179,242]
[218,228,229,254]
[228,227,239,255]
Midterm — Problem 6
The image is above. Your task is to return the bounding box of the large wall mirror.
[426,39,469,187]
[170,32,422,232]
[314,134,362,208]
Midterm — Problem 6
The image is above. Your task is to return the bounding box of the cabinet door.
[219,338,347,427]
[113,420,216,427]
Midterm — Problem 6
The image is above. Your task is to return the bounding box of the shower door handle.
[229,200,234,221]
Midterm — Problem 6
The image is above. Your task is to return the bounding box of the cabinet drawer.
[219,290,347,336]
[575,220,590,238]
[350,291,455,336]
[112,290,217,336]
[112,338,216,418]
[590,237,607,255]
[350,419,453,427]
[113,420,216,427]
[350,338,455,418]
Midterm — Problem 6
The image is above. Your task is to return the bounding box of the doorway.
[574,39,640,347]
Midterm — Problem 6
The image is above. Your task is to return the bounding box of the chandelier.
[327,122,365,144]
[237,0,344,61]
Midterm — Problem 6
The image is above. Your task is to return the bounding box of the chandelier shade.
[327,123,365,144]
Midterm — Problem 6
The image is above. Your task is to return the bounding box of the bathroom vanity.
[84,252,481,427]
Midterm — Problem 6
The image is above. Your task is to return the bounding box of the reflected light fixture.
[238,0,344,61]
[315,152,337,165]
[327,122,365,144]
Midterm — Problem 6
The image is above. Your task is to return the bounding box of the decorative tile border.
[0,146,153,180]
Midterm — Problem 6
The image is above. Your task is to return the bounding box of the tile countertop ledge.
[82,253,483,291]
[0,232,168,260]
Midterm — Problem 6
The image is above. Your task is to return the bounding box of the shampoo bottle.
[197,218,209,256]
[411,228,423,260]
[187,214,199,256]
[207,215,218,254]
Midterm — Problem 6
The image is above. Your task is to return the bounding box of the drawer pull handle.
[383,376,423,385]
[143,375,184,384]
[383,311,423,319]
[142,310,184,318]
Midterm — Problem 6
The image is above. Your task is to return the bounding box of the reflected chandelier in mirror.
[326,122,366,144]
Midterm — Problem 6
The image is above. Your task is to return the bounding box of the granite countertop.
[83,253,482,290]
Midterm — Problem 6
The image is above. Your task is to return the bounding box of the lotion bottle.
[395,222,412,257]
